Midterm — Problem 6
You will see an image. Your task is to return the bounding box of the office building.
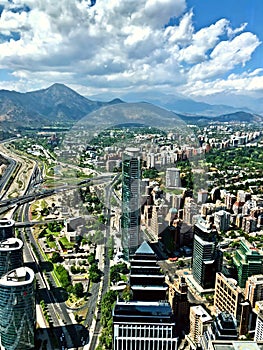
[201,312,238,350]
[168,276,190,335]
[233,239,263,288]
[166,168,181,188]
[192,220,222,289]
[0,219,15,240]
[211,312,238,340]
[113,301,178,350]
[0,267,35,350]
[130,241,167,301]
[0,238,23,278]
[214,273,243,319]
[121,148,142,256]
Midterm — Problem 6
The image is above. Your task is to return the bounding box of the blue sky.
[0,0,262,110]
[188,0,263,67]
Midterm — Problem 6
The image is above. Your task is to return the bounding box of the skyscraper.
[0,238,24,278]
[192,220,222,289]
[0,267,35,350]
[0,219,15,240]
[113,301,178,350]
[169,276,190,335]
[214,272,243,320]
[233,239,263,288]
[166,168,181,188]
[121,147,142,256]
[130,241,167,301]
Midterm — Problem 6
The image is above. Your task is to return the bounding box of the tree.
[51,252,61,263]
[74,283,84,298]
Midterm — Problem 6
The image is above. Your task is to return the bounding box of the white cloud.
[188,32,261,80]
[227,22,248,38]
[179,18,229,64]
[165,10,194,45]
[0,0,262,102]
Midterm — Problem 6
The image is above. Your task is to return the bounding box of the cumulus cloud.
[0,0,262,101]
[187,32,260,80]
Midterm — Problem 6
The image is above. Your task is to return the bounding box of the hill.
[0,83,122,128]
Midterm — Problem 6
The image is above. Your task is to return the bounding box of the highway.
[0,144,116,349]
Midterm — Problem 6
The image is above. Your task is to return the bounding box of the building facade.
[130,241,167,301]
[192,220,222,289]
[0,267,35,350]
[113,301,178,350]
[0,219,15,241]
[168,276,190,335]
[121,148,142,256]
[0,238,23,278]
[233,239,263,288]
[166,168,181,188]
[245,275,263,308]
[214,272,243,319]
[189,305,212,345]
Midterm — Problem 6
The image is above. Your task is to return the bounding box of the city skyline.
[0,0,262,109]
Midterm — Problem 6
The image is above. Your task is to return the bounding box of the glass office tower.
[0,219,15,240]
[0,238,24,278]
[0,267,35,350]
[121,147,142,257]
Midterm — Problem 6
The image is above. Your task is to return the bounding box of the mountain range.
[0,83,262,130]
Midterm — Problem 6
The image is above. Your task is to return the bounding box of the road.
[86,183,112,350]
[0,143,115,349]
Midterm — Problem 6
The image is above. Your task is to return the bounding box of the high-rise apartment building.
[183,197,199,225]
[166,168,181,188]
[121,147,142,256]
[0,219,15,240]
[0,267,35,350]
[245,275,263,308]
[113,301,178,350]
[192,220,222,289]
[233,239,263,288]
[189,305,212,345]
[0,238,23,278]
[214,210,230,232]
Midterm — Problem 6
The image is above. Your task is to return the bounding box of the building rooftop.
[113,301,173,320]
[0,267,34,287]
[135,241,155,256]
[191,305,212,323]
[211,341,263,350]
[0,238,23,251]
[0,218,14,227]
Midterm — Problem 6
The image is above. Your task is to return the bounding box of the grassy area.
[45,240,58,250]
[59,236,74,249]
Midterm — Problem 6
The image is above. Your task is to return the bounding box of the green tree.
[74,283,84,298]
[51,252,61,263]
